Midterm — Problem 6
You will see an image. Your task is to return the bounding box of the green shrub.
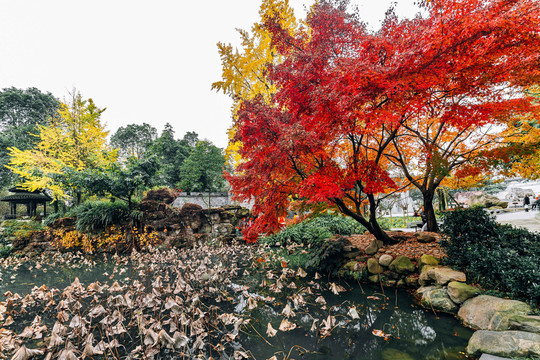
[304,236,350,275]
[441,208,540,304]
[73,201,129,233]
[261,213,366,247]
[43,212,65,227]
[0,246,12,258]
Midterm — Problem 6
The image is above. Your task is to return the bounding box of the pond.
[0,246,473,360]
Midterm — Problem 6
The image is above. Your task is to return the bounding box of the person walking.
[534,196,540,211]
[523,195,530,212]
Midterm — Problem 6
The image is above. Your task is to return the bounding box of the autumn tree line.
[214,0,540,243]
[0,88,226,209]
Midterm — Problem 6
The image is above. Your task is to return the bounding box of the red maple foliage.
[227,0,540,242]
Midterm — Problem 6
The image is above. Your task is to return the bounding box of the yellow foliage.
[52,226,159,253]
[501,86,540,179]
[212,0,300,167]
[6,91,117,200]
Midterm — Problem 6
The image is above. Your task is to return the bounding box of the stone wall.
[172,192,253,210]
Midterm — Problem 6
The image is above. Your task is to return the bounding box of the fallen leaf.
[278,318,297,331]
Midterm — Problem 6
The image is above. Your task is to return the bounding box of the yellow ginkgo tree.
[7,91,117,203]
[212,0,300,165]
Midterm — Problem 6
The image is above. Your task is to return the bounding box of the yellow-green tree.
[501,86,540,179]
[212,0,300,165]
[7,91,117,202]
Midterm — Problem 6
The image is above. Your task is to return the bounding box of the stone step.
[480,354,512,360]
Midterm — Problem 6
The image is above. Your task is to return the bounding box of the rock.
[365,240,379,255]
[367,258,384,274]
[387,231,416,243]
[420,267,466,286]
[458,295,532,331]
[381,348,414,360]
[383,280,397,287]
[354,255,370,262]
[50,217,76,229]
[233,207,249,218]
[467,330,540,358]
[143,188,178,204]
[179,203,203,230]
[447,281,481,304]
[417,285,440,295]
[417,234,436,243]
[420,287,459,314]
[343,261,364,272]
[468,193,508,208]
[344,251,363,259]
[419,254,439,271]
[508,315,540,334]
[405,276,419,287]
[455,191,485,206]
[420,265,437,273]
[368,274,380,283]
[397,279,406,287]
[479,354,513,360]
[388,256,416,274]
[379,254,393,267]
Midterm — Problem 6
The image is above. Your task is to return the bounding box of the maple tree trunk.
[332,197,398,245]
[422,192,439,232]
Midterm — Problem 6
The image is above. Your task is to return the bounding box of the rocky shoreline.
[337,234,540,359]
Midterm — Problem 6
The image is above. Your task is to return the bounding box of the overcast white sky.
[0,0,420,148]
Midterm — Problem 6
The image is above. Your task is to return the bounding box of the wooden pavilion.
[0,187,52,218]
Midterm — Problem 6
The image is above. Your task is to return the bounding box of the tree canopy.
[179,140,226,193]
[110,123,157,160]
[212,0,299,166]
[0,87,60,188]
[6,91,117,202]
[226,0,540,242]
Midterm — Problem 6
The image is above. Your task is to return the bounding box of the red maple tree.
[227,0,540,242]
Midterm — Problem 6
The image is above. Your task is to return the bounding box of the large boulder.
[454,191,484,206]
[458,295,531,331]
[388,256,416,274]
[467,330,540,358]
[367,258,384,274]
[179,203,203,231]
[419,287,459,314]
[50,217,76,230]
[509,315,540,334]
[447,281,481,304]
[468,193,508,208]
[378,254,393,267]
[419,267,466,286]
[419,254,439,269]
[416,234,436,243]
[364,239,380,255]
[143,188,178,204]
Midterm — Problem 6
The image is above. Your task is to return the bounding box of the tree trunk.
[332,197,398,245]
[423,191,439,232]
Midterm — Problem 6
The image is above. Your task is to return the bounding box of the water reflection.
[239,277,473,360]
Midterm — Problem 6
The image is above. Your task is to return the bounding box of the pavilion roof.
[0,193,52,202]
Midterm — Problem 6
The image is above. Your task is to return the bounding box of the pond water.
[0,248,473,360]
